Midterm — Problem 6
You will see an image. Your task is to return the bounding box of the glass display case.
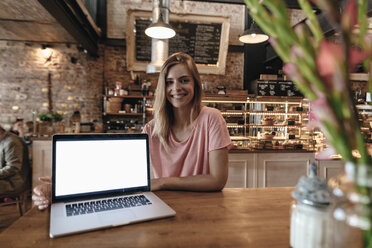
[202,95,318,151]
[356,103,372,144]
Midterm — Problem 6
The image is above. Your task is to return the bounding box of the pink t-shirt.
[143,106,233,178]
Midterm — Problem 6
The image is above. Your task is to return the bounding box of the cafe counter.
[32,140,344,190]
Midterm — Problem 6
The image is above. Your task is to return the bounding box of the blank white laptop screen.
[55,139,148,197]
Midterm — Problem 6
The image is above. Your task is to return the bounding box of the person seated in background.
[33,52,233,209]
[22,121,34,146]
[10,118,24,138]
[0,124,30,198]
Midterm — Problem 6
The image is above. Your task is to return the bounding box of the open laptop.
[50,133,176,238]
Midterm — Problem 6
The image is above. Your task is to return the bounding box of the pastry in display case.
[261,117,276,126]
[356,103,372,144]
[202,95,250,148]
[202,95,318,151]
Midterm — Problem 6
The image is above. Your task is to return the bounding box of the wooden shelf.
[248,136,310,141]
[104,113,144,116]
[248,124,302,128]
[221,111,307,116]
[350,73,369,81]
[247,111,306,115]
[226,123,303,128]
[104,95,153,99]
[221,111,245,116]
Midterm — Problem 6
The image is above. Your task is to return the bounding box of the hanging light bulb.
[145,0,175,39]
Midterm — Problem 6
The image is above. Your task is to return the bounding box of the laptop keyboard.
[65,194,152,217]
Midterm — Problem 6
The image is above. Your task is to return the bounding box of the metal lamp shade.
[146,0,175,73]
[239,23,269,44]
[145,21,176,39]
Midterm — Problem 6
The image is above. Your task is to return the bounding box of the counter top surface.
[31,138,316,153]
[32,137,52,141]
[0,188,293,248]
[230,148,314,153]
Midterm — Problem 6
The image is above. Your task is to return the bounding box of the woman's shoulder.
[196,107,225,127]
[199,106,223,119]
[146,119,156,126]
[142,119,155,134]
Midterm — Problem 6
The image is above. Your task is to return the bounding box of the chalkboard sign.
[170,22,221,65]
[134,19,152,62]
[126,10,230,74]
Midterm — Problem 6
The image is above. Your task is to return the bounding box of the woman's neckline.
[170,106,205,143]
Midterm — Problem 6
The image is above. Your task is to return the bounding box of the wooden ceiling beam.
[37,0,100,56]
[0,18,57,25]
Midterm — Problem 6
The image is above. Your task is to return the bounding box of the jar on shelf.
[290,162,333,248]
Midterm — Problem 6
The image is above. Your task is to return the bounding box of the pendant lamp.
[239,19,269,44]
[146,0,175,73]
[145,0,175,39]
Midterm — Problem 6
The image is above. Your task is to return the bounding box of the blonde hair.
[152,52,203,150]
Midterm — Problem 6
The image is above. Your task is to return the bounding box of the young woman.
[145,52,232,191]
[32,52,233,210]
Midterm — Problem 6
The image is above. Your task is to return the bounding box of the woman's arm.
[151,148,229,191]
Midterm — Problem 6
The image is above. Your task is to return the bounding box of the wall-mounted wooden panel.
[256,152,315,188]
[318,160,344,181]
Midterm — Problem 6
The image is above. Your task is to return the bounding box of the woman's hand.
[32,177,52,210]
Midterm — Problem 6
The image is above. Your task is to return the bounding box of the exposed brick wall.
[102,45,159,91]
[0,41,244,129]
[103,45,243,93]
[0,40,366,131]
[0,41,104,129]
[200,52,243,92]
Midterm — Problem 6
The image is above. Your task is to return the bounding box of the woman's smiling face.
[165,63,195,110]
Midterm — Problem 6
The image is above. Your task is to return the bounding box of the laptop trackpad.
[97,210,135,226]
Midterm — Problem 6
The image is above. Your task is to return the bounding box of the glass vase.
[328,161,372,248]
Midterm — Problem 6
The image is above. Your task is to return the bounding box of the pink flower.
[349,48,370,70]
[283,63,304,82]
[316,41,343,78]
[315,146,338,160]
[306,111,320,130]
[310,97,338,129]
[341,0,357,31]
[310,83,325,99]
[290,45,305,60]
[365,35,372,53]
[268,37,279,50]
[316,41,369,82]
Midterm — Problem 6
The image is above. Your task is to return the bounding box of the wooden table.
[0,188,293,248]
